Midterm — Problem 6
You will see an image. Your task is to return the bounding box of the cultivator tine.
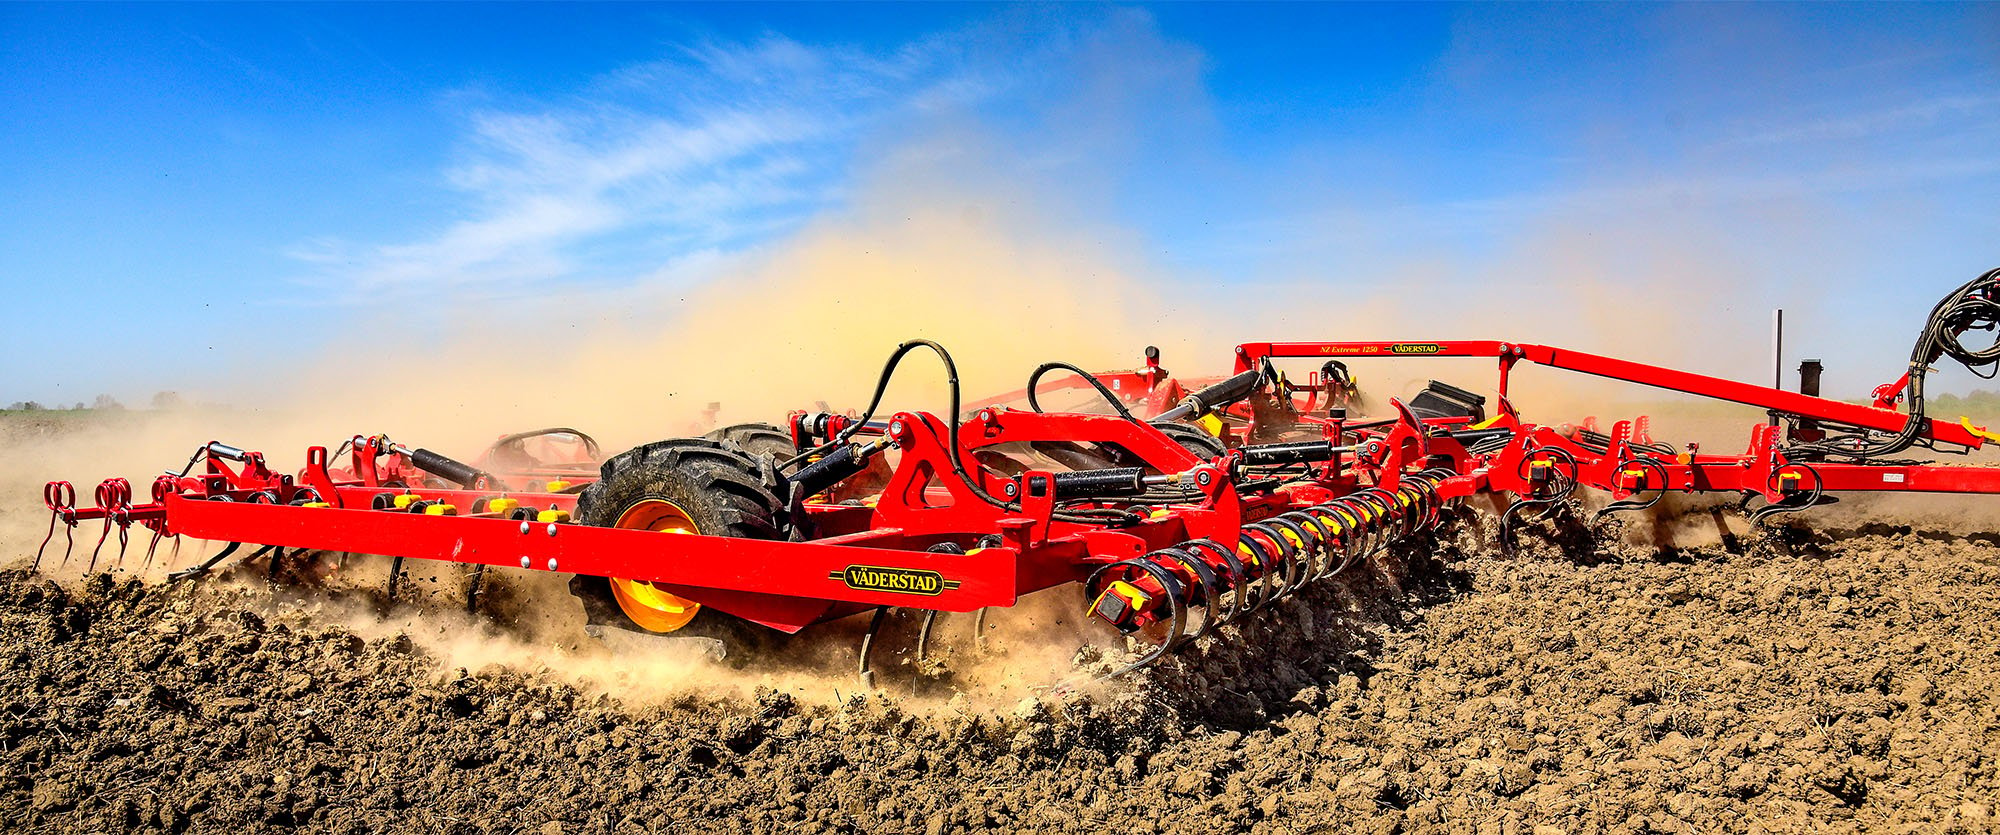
[62,479,136,573]
[1497,447,1579,556]
[1748,493,1833,528]
[914,610,939,663]
[384,556,406,602]
[1591,458,1670,524]
[33,515,55,571]
[1747,462,1829,529]
[32,513,68,572]
[1497,499,1550,556]
[464,563,488,613]
[37,481,79,571]
[166,541,245,582]
[898,542,977,681]
[913,606,992,666]
[140,530,166,572]
[86,517,113,572]
[856,607,892,689]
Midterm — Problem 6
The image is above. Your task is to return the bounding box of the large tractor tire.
[1151,421,1228,460]
[567,438,788,649]
[702,422,797,467]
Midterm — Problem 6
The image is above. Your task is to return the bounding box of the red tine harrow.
[31,271,2000,681]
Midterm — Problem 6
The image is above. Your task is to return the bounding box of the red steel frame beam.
[164,495,1030,613]
[1234,340,1990,450]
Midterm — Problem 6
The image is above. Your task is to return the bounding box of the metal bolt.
[519,556,531,569]
[1196,471,1212,486]
[546,558,558,571]
[978,410,993,422]
[890,420,905,436]
[519,521,531,535]
[546,523,558,536]
[1003,482,1018,497]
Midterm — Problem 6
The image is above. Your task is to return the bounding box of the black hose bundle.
[1788,268,2000,460]
[783,341,1138,526]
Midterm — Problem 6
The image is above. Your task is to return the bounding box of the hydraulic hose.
[1025,362,1140,422]
[1788,268,2000,460]
[783,341,1138,526]
[1155,369,1263,422]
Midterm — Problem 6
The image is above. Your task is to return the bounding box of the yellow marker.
[545,480,572,492]
[487,498,520,515]
[537,509,571,523]
[1961,417,2000,444]
[1469,415,1503,430]
[1091,580,1151,624]
[1108,580,1149,608]
[423,504,458,516]
[301,501,331,509]
[1196,413,1226,438]
[393,493,420,509]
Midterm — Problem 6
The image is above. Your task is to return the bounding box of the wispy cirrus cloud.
[290,33,1003,298]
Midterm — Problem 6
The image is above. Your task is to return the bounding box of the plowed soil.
[4,498,1998,834]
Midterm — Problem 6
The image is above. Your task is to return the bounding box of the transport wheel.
[568,438,788,640]
[1152,422,1228,460]
[702,422,797,466]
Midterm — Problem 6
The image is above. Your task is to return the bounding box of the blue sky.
[4,3,1998,405]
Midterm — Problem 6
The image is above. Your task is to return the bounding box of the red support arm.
[1236,340,1990,450]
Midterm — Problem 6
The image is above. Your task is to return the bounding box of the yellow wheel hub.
[607,499,703,633]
